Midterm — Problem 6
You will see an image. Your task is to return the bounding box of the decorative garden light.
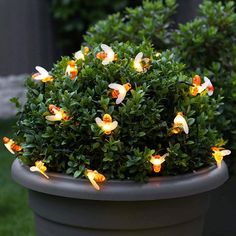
[172,112,189,134]
[108,83,132,104]
[3,137,22,154]
[95,114,118,135]
[46,105,70,122]
[65,60,78,80]
[30,161,49,179]
[150,153,169,173]
[211,147,231,167]
[85,169,106,190]
[190,75,214,96]
[133,52,150,72]
[32,66,53,82]
[74,46,90,61]
[96,44,117,65]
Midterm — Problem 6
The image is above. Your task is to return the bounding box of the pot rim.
[11,159,228,201]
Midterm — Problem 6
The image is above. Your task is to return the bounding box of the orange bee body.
[96,52,107,60]
[85,169,106,190]
[3,137,22,154]
[66,60,78,80]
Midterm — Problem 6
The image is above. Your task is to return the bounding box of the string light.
[150,153,169,173]
[190,75,214,96]
[30,161,49,179]
[171,112,189,135]
[46,105,70,122]
[32,66,53,82]
[65,60,78,80]
[108,83,131,104]
[2,137,22,154]
[95,114,118,135]
[85,169,106,190]
[96,44,117,65]
[211,147,231,167]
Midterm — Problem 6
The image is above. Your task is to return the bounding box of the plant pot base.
[35,214,204,236]
[29,190,209,236]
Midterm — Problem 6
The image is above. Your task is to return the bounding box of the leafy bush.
[10,41,224,182]
[173,1,236,153]
[84,0,236,156]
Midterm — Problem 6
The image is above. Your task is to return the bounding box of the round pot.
[12,159,228,236]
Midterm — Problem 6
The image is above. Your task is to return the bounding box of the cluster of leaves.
[14,42,223,181]
[84,0,176,50]
[84,0,236,157]
[173,1,236,155]
[51,0,142,55]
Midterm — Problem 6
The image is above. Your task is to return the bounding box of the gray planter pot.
[12,159,228,236]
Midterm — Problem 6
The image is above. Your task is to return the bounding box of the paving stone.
[0,74,27,118]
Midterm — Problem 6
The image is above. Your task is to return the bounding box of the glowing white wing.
[95,117,104,127]
[35,66,49,76]
[174,114,189,134]
[134,52,143,62]
[108,83,124,91]
[101,44,112,52]
[109,121,118,130]
[74,50,85,60]
[220,150,231,156]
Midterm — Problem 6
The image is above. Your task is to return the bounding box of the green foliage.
[84,0,176,50]
[173,1,236,152]
[84,0,236,156]
[14,42,223,181]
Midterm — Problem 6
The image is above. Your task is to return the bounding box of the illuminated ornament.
[2,137,22,154]
[133,52,150,72]
[108,83,132,104]
[32,66,53,82]
[211,147,231,167]
[202,76,214,96]
[96,44,117,65]
[85,169,106,190]
[74,47,90,61]
[30,161,49,179]
[172,112,189,134]
[46,104,70,122]
[150,153,169,173]
[190,75,214,96]
[95,114,118,135]
[65,60,78,80]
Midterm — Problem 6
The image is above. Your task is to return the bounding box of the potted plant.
[3,40,230,236]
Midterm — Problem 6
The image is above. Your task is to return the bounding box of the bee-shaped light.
[150,153,169,173]
[65,60,78,80]
[96,44,117,65]
[95,114,118,135]
[32,66,53,82]
[30,161,49,179]
[211,147,231,168]
[133,52,150,72]
[172,112,189,135]
[45,105,70,122]
[74,47,89,61]
[190,75,214,96]
[85,169,106,190]
[2,137,22,154]
[108,83,132,104]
